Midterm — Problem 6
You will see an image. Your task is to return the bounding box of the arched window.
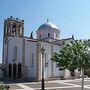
[8,25,11,35]
[19,25,23,36]
[39,34,41,38]
[18,63,22,78]
[45,54,48,67]
[13,46,17,61]
[48,33,50,37]
[9,64,12,77]
[30,53,34,67]
[12,23,16,35]
[13,63,16,78]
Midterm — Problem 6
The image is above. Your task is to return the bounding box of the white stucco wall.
[42,42,52,78]
[8,36,23,64]
[53,45,63,77]
[41,42,62,78]
[25,40,37,78]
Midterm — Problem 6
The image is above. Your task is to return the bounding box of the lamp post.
[41,47,45,90]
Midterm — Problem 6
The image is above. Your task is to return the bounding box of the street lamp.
[41,47,45,90]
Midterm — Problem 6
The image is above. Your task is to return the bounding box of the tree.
[51,39,90,90]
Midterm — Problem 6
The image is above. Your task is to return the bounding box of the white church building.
[2,16,74,80]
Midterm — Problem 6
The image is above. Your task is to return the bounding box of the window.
[45,54,48,67]
[19,25,23,35]
[13,46,17,61]
[9,64,12,77]
[56,34,58,38]
[13,63,16,78]
[18,63,22,78]
[48,33,50,37]
[12,24,16,35]
[39,34,41,38]
[30,53,34,67]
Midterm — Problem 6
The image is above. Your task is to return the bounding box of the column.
[10,24,13,35]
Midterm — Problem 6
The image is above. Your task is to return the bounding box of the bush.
[85,68,90,77]
[0,82,10,90]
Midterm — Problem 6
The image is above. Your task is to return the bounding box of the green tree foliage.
[51,39,90,90]
[0,84,9,90]
[51,39,90,72]
[0,82,10,90]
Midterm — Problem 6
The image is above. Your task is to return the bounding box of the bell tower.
[2,16,24,65]
[4,16,24,38]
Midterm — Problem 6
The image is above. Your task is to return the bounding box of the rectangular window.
[45,54,48,67]
[13,46,17,61]
[30,53,34,67]
[39,34,41,38]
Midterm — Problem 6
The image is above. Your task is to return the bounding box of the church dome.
[38,22,59,30]
[37,19,60,40]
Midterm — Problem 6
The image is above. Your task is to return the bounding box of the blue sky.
[0,0,90,62]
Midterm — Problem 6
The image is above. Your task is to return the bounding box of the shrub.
[85,68,90,77]
[0,82,10,90]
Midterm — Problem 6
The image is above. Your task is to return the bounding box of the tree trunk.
[81,68,84,90]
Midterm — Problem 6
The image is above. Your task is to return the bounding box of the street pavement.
[7,78,90,90]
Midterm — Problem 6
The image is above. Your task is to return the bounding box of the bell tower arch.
[4,16,24,37]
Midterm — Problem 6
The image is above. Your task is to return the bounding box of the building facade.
[2,16,74,80]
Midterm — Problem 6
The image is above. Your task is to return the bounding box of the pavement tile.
[66,81,90,85]
[9,84,23,89]
[46,87,90,90]
[24,82,72,89]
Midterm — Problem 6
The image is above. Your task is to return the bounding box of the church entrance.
[18,63,22,78]
[8,63,22,78]
[9,64,12,77]
[13,63,16,78]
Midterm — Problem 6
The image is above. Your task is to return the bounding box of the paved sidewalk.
[9,83,34,90]
[8,78,90,90]
[17,84,33,90]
